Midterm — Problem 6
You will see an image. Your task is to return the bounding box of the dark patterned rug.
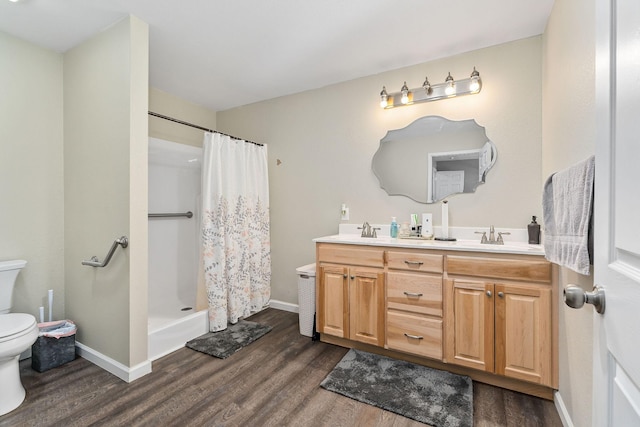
[321,349,473,427]
[185,320,272,359]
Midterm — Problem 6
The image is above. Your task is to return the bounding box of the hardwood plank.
[0,308,562,427]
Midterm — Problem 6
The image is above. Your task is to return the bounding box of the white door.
[434,170,464,201]
[593,0,640,425]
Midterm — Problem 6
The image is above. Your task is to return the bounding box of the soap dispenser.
[390,217,398,238]
[528,216,541,244]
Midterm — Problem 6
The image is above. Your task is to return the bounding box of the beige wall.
[218,37,543,305]
[542,0,596,425]
[149,87,216,148]
[0,32,65,319]
[64,16,149,367]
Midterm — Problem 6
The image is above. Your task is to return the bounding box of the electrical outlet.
[341,207,350,221]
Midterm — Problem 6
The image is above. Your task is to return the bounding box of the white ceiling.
[0,0,554,111]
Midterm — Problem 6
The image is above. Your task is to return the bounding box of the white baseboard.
[268,299,299,313]
[554,390,574,427]
[75,341,152,383]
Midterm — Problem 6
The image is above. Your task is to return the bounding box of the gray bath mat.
[185,320,272,359]
[321,349,473,427]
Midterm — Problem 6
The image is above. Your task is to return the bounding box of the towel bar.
[148,211,193,219]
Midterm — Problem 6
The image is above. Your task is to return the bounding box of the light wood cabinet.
[448,279,494,372]
[317,244,385,346]
[348,267,385,346]
[385,250,444,360]
[495,282,552,385]
[316,242,558,396]
[318,265,348,338]
[445,255,554,387]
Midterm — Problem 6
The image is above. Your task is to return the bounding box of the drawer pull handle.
[403,291,423,297]
[404,333,424,340]
[404,260,424,266]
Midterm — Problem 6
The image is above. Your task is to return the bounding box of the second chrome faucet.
[475,225,510,245]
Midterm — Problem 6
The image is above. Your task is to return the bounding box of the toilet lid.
[0,313,37,339]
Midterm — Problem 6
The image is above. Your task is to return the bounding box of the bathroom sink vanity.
[314,234,557,399]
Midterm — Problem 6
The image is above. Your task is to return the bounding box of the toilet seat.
[0,314,38,343]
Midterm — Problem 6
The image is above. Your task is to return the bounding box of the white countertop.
[313,234,545,256]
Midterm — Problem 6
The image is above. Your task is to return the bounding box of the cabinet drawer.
[317,244,384,267]
[447,255,551,283]
[386,311,443,360]
[387,271,443,317]
[386,251,443,273]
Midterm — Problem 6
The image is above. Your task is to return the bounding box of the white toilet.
[0,260,39,416]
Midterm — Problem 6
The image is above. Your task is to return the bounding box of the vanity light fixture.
[379,67,482,109]
[469,67,481,92]
[444,73,456,96]
[380,86,389,108]
[422,77,431,94]
[400,82,410,105]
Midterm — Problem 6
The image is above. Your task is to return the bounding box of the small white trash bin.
[296,263,316,337]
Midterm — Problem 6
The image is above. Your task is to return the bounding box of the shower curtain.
[199,132,271,332]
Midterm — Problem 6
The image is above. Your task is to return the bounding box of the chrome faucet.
[488,225,495,243]
[475,225,510,245]
[358,222,379,238]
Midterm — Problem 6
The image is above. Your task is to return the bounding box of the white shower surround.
[148,137,208,361]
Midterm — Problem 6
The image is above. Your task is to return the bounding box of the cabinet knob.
[498,292,504,298]
[486,290,492,297]
[350,276,355,280]
[343,274,347,279]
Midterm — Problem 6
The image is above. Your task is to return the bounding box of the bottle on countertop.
[390,217,398,238]
[528,215,541,244]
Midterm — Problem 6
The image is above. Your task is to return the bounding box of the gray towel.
[542,156,595,275]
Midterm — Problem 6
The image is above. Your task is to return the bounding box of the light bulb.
[379,86,388,108]
[400,82,409,105]
[444,73,455,96]
[469,67,481,92]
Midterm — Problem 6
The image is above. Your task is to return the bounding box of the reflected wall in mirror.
[372,116,497,203]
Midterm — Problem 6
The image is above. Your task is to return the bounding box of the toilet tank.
[0,260,27,314]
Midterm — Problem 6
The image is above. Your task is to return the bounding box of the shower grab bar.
[81,236,129,267]
[148,211,193,219]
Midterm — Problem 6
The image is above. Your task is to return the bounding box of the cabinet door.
[318,265,348,338]
[447,278,494,372]
[495,282,552,386]
[349,267,385,346]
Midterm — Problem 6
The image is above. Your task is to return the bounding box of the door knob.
[563,284,606,314]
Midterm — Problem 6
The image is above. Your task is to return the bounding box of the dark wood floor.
[0,309,562,427]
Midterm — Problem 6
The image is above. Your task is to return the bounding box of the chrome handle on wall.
[564,284,606,314]
[82,236,129,267]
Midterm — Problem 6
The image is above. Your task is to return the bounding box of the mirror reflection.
[372,116,497,203]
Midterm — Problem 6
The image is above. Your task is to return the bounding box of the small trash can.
[296,263,316,337]
[31,320,77,373]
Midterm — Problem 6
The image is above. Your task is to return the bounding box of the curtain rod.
[148,111,263,146]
